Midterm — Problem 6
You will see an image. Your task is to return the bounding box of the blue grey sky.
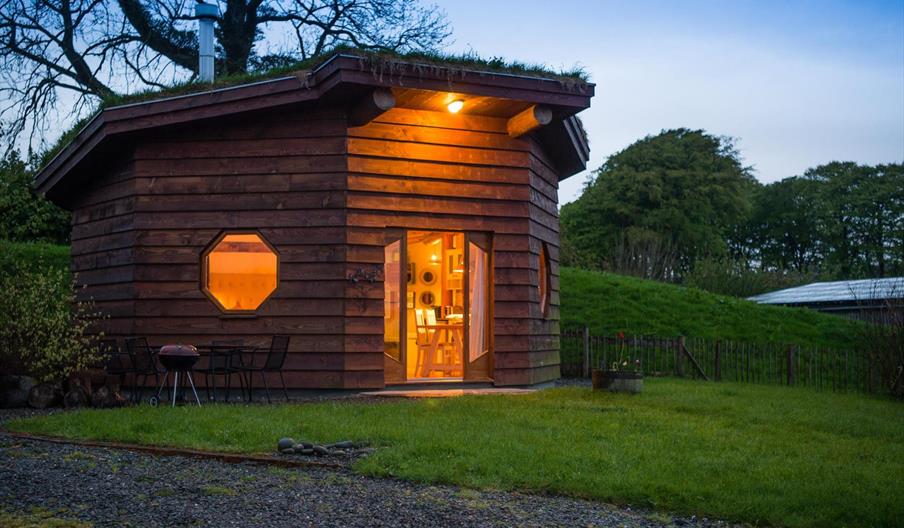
[437,0,904,204]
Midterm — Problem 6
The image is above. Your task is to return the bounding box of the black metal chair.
[97,338,130,390]
[196,340,247,402]
[124,337,162,404]
[240,335,290,403]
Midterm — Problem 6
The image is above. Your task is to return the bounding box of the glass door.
[384,230,492,383]
[383,238,405,383]
[465,233,492,381]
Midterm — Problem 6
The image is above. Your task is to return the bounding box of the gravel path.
[1,405,732,528]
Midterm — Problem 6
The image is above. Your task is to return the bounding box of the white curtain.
[468,243,488,362]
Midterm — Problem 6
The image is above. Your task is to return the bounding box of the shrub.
[0,265,103,383]
[0,240,70,276]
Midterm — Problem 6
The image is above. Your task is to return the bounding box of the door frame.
[382,230,407,384]
[464,232,494,381]
[383,228,493,383]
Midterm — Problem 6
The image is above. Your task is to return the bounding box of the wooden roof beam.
[349,88,396,126]
[507,105,552,138]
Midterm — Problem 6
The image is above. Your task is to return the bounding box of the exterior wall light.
[447,99,464,113]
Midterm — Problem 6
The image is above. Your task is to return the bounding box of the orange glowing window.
[202,232,278,312]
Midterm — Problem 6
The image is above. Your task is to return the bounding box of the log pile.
[26,369,127,409]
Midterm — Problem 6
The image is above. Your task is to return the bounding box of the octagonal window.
[202,232,278,312]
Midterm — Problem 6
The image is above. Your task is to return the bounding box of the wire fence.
[561,327,882,393]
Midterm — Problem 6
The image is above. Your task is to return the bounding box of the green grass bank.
[559,267,862,348]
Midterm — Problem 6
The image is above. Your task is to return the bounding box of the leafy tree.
[802,162,904,278]
[561,128,756,277]
[745,176,824,273]
[0,0,451,148]
[0,150,69,244]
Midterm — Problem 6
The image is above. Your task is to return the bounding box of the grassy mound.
[559,267,862,349]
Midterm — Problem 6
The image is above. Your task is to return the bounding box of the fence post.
[714,340,722,382]
[675,336,685,377]
[582,326,590,378]
[787,345,796,386]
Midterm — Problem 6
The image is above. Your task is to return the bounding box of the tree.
[746,176,824,273]
[561,128,756,277]
[0,0,451,149]
[0,149,69,243]
[802,162,904,278]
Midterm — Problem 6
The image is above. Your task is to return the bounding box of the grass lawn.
[560,267,863,348]
[7,379,903,527]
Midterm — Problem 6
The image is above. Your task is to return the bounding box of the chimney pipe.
[195,2,218,82]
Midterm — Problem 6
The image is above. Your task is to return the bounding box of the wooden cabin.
[34,52,594,389]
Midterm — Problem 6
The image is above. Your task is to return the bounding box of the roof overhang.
[35,53,594,201]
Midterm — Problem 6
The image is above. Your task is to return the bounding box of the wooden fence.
[561,328,880,393]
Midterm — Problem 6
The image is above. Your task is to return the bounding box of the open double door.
[383,230,492,383]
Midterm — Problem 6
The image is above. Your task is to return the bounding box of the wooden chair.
[415,309,457,378]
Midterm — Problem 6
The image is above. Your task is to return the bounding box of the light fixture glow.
[447,99,464,113]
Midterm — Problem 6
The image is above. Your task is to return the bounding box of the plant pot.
[592,369,643,393]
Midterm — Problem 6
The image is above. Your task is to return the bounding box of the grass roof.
[39,46,590,172]
[103,46,590,108]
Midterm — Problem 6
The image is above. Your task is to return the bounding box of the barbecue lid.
[159,344,199,357]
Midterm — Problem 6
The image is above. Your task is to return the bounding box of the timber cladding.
[44,52,591,389]
[347,108,561,387]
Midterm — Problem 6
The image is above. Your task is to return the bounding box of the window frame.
[199,229,280,315]
[538,242,551,318]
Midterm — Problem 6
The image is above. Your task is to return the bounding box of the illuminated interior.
[204,233,278,311]
[406,231,465,379]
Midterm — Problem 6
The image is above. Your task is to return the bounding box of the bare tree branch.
[0,0,451,153]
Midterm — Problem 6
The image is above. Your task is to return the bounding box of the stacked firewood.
[26,369,128,409]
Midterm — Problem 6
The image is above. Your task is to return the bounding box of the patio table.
[195,344,249,402]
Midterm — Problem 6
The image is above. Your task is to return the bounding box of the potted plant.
[592,332,644,393]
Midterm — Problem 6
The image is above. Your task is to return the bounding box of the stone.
[64,387,89,409]
[329,440,354,450]
[312,445,330,456]
[277,438,296,451]
[0,375,37,408]
[279,448,295,455]
[299,448,314,456]
[27,382,63,409]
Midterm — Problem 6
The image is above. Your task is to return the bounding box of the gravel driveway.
[1,408,731,528]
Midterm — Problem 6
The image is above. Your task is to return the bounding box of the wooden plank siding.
[347,108,561,386]
[69,102,563,389]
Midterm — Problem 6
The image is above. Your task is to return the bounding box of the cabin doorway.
[383,230,492,383]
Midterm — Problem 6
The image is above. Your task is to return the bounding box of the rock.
[328,440,354,450]
[90,386,128,408]
[277,438,296,451]
[27,382,63,409]
[312,445,330,456]
[279,448,295,455]
[64,387,90,409]
[299,448,314,456]
[0,375,37,408]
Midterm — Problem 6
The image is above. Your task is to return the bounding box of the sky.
[436,0,904,204]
